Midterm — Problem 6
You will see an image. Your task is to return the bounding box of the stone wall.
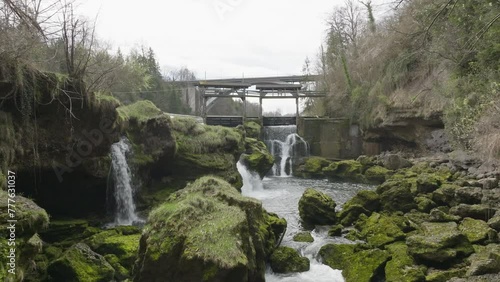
[298,118,363,159]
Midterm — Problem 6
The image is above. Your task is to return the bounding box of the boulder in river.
[133,176,286,282]
[298,188,337,226]
[269,246,310,273]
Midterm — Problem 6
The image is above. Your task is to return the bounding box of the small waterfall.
[109,137,139,226]
[263,125,310,177]
[237,160,264,196]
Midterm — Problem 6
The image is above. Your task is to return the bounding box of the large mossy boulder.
[323,160,365,182]
[355,212,406,247]
[381,154,412,170]
[416,173,442,193]
[319,244,391,282]
[269,246,310,273]
[406,222,473,266]
[47,243,115,282]
[243,121,261,139]
[338,190,380,226]
[296,156,332,178]
[432,184,460,206]
[169,117,245,187]
[134,176,286,282]
[364,165,392,184]
[240,138,275,178]
[466,244,500,276]
[377,180,417,212]
[449,204,497,221]
[385,242,426,282]
[0,191,49,238]
[458,218,497,244]
[298,188,337,226]
[293,231,314,243]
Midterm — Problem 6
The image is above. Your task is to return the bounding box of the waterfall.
[263,125,310,177]
[237,160,264,196]
[109,137,139,226]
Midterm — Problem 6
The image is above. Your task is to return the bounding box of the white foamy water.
[110,137,139,226]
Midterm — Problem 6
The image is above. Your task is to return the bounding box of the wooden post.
[202,89,207,123]
[259,91,263,125]
[295,97,299,125]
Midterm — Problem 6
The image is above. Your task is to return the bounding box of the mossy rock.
[328,224,343,237]
[364,165,392,184]
[430,208,462,222]
[116,100,163,124]
[47,243,115,282]
[385,242,426,282]
[320,244,391,282]
[134,176,286,282]
[338,190,380,226]
[432,184,460,206]
[323,160,365,182]
[355,212,406,247]
[416,173,443,193]
[104,254,130,281]
[458,217,497,244]
[293,231,314,243]
[0,190,49,238]
[425,268,466,282]
[296,157,332,178]
[406,222,474,266]
[243,121,261,138]
[240,138,274,178]
[449,204,497,221]
[416,196,437,213]
[85,229,140,268]
[466,244,500,276]
[39,219,99,247]
[269,246,310,273]
[298,188,337,226]
[378,182,417,213]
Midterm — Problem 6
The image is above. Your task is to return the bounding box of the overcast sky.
[78,0,390,113]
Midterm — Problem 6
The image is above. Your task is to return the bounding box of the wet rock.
[487,212,500,231]
[429,208,461,222]
[432,184,460,206]
[298,188,337,226]
[293,231,314,243]
[416,196,437,212]
[47,243,115,282]
[458,218,497,244]
[406,222,473,265]
[295,156,331,178]
[381,154,412,170]
[328,224,343,237]
[269,246,310,273]
[323,160,365,182]
[240,138,275,178]
[449,204,497,221]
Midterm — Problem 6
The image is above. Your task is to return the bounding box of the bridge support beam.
[296,97,299,126]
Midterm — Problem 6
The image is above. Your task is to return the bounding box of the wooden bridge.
[177,75,326,126]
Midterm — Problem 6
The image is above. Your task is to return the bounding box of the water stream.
[109,137,140,226]
[237,162,374,282]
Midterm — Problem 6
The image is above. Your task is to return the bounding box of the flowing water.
[109,137,140,226]
[237,162,375,282]
[263,125,309,177]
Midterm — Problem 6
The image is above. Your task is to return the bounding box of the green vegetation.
[298,188,337,226]
[293,232,314,243]
[240,138,274,178]
[117,100,163,124]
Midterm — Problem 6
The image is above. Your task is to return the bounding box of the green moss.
[293,231,314,243]
[269,246,310,273]
[415,196,437,213]
[298,188,337,226]
[355,212,406,247]
[47,243,115,282]
[385,242,426,282]
[0,191,49,238]
[240,138,274,178]
[425,268,466,282]
[86,230,140,268]
[116,100,163,124]
[319,243,356,269]
[296,157,332,178]
[104,254,130,280]
[323,160,365,182]
[364,165,392,184]
[458,217,495,244]
[328,224,343,236]
[243,121,261,138]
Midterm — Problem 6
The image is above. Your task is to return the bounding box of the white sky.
[78,0,391,114]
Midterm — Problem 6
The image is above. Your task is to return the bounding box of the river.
[238,162,374,282]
